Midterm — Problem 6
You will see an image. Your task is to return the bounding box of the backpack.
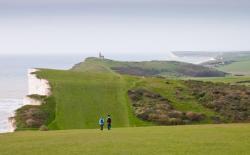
[107,118,111,124]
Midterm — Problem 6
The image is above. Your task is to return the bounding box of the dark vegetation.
[111,67,160,76]
[14,96,56,130]
[185,80,250,122]
[72,57,226,77]
[176,63,226,77]
[128,79,250,124]
[236,80,250,84]
[128,89,205,125]
[27,94,47,102]
[110,61,226,77]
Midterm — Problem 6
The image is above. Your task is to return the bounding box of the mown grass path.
[36,68,148,129]
[37,69,130,129]
[1,124,250,155]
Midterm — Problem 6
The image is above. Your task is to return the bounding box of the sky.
[0,0,250,59]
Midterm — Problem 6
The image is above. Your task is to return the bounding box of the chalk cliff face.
[23,69,51,105]
[27,69,51,96]
[9,69,52,132]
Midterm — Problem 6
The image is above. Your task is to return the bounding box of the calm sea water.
[0,54,214,133]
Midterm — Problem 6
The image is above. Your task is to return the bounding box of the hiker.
[107,115,112,130]
[99,117,105,130]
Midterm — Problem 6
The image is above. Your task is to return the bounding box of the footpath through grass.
[36,68,147,129]
[1,124,250,155]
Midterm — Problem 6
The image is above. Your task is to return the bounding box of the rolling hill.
[13,57,250,131]
[201,52,250,75]
[72,57,226,77]
[216,57,250,75]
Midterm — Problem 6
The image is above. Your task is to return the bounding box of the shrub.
[39,125,49,131]
[210,116,221,123]
[129,88,207,125]
[26,118,41,127]
[148,113,159,120]
[169,118,183,125]
[185,112,205,121]
[14,96,56,130]
[168,110,183,118]
[185,80,250,122]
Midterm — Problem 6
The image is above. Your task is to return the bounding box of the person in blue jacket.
[99,117,105,130]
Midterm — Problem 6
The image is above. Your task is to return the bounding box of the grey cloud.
[0,0,250,19]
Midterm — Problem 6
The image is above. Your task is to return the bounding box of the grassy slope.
[217,60,250,75]
[36,62,148,129]
[183,76,250,85]
[133,77,220,123]
[28,57,249,130]
[215,55,250,75]
[1,124,250,155]
[32,58,228,129]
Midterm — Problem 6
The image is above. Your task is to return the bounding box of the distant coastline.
[0,54,81,133]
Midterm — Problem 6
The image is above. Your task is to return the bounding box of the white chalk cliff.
[8,69,51,132]
[23,69,51,105]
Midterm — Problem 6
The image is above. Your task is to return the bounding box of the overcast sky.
[0,0,250,58]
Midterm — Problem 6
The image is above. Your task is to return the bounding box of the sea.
[0,53,214,133]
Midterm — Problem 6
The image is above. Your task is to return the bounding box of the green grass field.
[1,124,250,155]
[217,60,250,75]
[183,76,250,85]
[21,58,247,130]
[35,68,148,129]
[33,68,223,130]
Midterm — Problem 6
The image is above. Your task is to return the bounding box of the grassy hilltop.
[34,68,147,129]
[72,57,226,77]
[14,57,250,130]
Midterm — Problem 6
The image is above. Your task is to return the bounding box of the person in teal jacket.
[99,117,105,130]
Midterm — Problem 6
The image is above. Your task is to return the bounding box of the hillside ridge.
[13,57,250,131]
[72,57,226,77]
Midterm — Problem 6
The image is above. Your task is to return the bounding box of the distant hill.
[173,51,250,75]
[72,57,226,77]
[201,52,250,75]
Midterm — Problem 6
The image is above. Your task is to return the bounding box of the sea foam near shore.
[0,98,23,133]
[0,69,51,133]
